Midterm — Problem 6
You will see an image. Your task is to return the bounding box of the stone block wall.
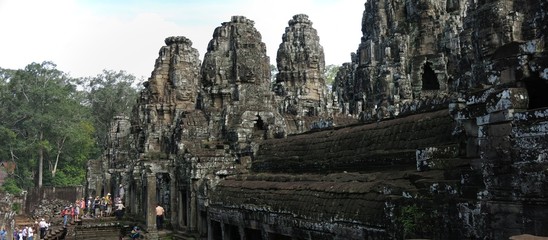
[209,173,395,239]
[25,186,83,215]
[477,108,548,238]
[207,107,481,239]
[253,109,456,173]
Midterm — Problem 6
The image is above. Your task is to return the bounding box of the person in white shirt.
[114,201,125,220]
[22,227,27,240]
[27,227,33,240]
[39,219,47,239]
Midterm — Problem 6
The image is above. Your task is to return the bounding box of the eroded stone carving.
[275,14,329,119]
[87,1,548,239]
[201,15,285,153]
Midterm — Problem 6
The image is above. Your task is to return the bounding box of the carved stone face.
[400,79,412,100]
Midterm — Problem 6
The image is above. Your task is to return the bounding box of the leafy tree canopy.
[82,70,140,149]
[324,64,340,87]
[0,63,140,189]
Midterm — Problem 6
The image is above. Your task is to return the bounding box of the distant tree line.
[0,61,141,193]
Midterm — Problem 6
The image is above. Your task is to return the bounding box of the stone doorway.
[421,62,440,90]
[523,75,548,109]
[156,173,171,222]
[225,224,241,240]
[177,189,188,228]
[210,220,222,240]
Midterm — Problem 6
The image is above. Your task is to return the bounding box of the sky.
[0,0,364,80]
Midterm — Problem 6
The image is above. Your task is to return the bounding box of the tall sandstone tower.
[201,16,284,155]
[275,14,331,132]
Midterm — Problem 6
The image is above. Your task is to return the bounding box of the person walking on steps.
[39,219,47,239]
[115,200,125,220]
[155,203,165,230]
[27,226,33,240]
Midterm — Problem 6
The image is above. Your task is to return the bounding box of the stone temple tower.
[201,16,285,155]
[134,36,202,155]
[274,14,329,119]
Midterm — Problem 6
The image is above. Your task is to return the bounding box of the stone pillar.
[146,173,158,234]
[104,172,111,196]
[94,176,101,197]
[130,174,141,215]
[239,226,245,240]
[207,218,213,240]
[169,172,177,229]
[189,180,198,232]
[221,222,227,240]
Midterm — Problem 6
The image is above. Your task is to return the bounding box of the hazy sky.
[0,0,363,79]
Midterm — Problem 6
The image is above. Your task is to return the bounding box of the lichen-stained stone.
[253,109,456,174]
[274,14,329,119]
[201,15,285,154]
[146,36,201,110]
[202,16,270,88]
[332,62,359,115]
[347,0,460,116]
[336,0,548,122]
[134,36,203,155]
[88,1,548,239]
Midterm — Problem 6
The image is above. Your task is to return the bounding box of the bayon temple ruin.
[87,0,548,239]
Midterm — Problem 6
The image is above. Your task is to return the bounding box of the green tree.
[270,64,278,82]
[0,62,96,188]
[82,70,140,150]
[324,64,340,87]
[0,178,22,195]
[0,70,19,169]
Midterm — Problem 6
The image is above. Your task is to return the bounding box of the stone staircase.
[40,217,190,240]
[43,225,68,240]
[42,217,127,240]
[13,215,37,237]
[15,214,203,239]
[73,222,126,240]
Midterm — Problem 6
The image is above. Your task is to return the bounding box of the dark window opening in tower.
[422,62,440,90]
[306,107,316,116]
[254,115,264,130]
[196,93,203,110]
[523,76,548,109]
[447,77,455,91]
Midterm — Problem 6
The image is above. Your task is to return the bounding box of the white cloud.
[0,0,363,79]
[0,0,83,69]
[65,11,188,79]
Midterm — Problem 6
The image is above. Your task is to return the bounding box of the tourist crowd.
[9,225,35,240]
[20,192,126,240]
[68,193,126,222]
[6,186,128,240]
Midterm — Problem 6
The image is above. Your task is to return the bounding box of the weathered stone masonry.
[88,0,548,239]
